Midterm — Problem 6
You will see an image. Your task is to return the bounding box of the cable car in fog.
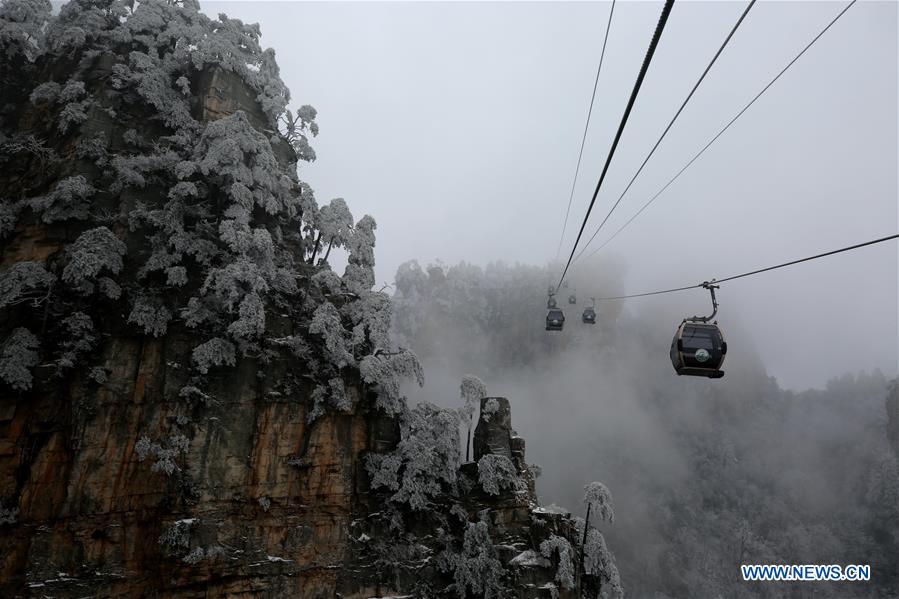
[546,309,565,331]
[582,298,596,324]
[670,282,727,379]
[568,294,577,304]
[547,295,558,309]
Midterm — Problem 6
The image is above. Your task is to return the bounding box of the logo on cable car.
[694,348,710,363]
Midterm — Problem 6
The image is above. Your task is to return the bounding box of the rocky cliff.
[0,2,613,597]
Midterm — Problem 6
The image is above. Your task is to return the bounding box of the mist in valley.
[392,256,898,597]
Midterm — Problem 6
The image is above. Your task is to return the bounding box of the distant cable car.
[670,282,726,378]
[582,297,596,324]
[568,294,577,304]
[546,309,565,331]
[547,289,558,309]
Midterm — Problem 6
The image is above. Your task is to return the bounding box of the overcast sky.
[209,0,897,391]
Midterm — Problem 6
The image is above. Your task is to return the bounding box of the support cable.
[591,233,898,301]
[557,0,676,290]
[555,0,618,260]
[572,0,758,264]
[578,0,857,264]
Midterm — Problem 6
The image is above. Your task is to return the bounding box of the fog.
[213,0,897,391]
[386,255,896,596]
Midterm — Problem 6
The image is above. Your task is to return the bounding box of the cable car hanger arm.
[686,281,719,322]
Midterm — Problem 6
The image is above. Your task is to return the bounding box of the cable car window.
[682,328,715,350]
[548,310,564,320]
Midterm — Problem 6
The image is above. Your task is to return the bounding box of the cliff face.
[0,61,389,595]
[0,330,385,596]
[0,4,591,595]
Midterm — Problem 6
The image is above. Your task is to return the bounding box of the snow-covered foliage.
[439,517,505,598]
[309,301,354,368]
[311,197,352,264]
[0,0,52,61]
[182,547,205,565]
[540,535,575,590]
[0,0,421,426]
[158,517,195,554]
[460,374,486,422]
[56,312,96,369]
[358,348,424,414]
[128,296,172,337]
[308,377,350,422]
[0,261,55,308]
[0,327,39,390]
[583,528,623,598]
[280,106,318,163]
[192,338,236,374]
[28,175,94,222]
[365,402,460,510]
[61,226,126,295]
[343,214,377,294]
[135,432,190,476]
[482,397,500,422]
[584,481,615,523]
[477,454,522,496]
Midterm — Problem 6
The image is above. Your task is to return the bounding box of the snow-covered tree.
[192,338,236,374]
[439,517,505,598]
[28,175,95,222]
[540,535,575,591]
[0,0,52,61]
[583,528,623,598]
[365,402,460,511]
[128,295,173,337]
[55,312,96,370]
[362,350,423,414]
[584,481,615,524]
[311,197,353,265]
[477,453,521,496]
[343,214,376,294]
[460,374,486,461]
[0,261,55,308]
[280,105,318,162]
[308,301,354,369]
[61,226,126,296]
[0,327,39,391]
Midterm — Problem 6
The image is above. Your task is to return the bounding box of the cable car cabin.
[568,294,577,304]
[546,309,565,331]
[547,296,558,309]
[670,321,727,378]
[582,307,596,324]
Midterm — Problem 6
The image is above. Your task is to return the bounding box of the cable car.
[670,281,726,378]
[582,306,596,324]
[568,294,577,304]
[547,295,558,309]
[546,309,565,331]
[670,322,726,378]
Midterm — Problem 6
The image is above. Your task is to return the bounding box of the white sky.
[209,0,898,390]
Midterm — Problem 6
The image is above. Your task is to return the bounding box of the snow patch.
[510,550,550,568]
